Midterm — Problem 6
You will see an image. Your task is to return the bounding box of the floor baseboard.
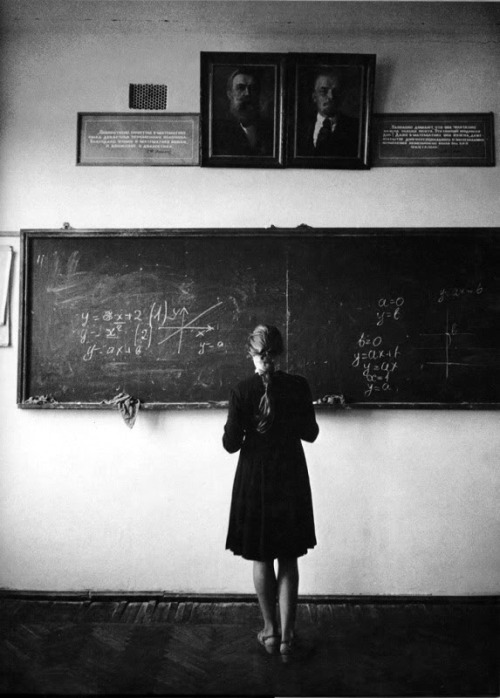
[0,589,497,604]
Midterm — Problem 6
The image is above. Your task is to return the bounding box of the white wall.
[0,2,499,594]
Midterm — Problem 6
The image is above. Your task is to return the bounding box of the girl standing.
[223,325,319,660]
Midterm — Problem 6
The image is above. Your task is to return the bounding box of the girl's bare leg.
[253,560,279,637]
[277,557,299,643]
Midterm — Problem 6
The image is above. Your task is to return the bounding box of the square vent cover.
[129,84,168,110]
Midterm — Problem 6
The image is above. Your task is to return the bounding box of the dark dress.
[223,371,319,561]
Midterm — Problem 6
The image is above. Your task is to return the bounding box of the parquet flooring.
[0,597,498,696]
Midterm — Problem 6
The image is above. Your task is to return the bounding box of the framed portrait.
[200,52,285,168]
[286,53,376,169]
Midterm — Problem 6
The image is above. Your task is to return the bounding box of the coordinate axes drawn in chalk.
[157,300,223,353]
[421,309,476,379]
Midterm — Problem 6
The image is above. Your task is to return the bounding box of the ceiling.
[0,0,499,37]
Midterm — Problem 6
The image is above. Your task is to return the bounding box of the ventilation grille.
[129,84,168,110]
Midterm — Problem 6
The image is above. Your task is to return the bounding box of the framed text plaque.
[77,113,199,166]
[372,113,495,167]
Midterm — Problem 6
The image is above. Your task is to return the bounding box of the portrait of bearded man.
[212,67,274,157]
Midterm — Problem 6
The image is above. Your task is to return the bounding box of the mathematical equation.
[77,299,224,362]
[437,282,483,303]
[352,296,404,398]
[351,282,486,397]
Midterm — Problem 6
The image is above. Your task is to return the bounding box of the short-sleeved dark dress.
[223,370,319,562]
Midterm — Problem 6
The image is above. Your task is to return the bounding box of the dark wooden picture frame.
[200,52,285,168]
[286,53,376,169]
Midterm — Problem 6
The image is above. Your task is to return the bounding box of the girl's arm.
[293,378,319,443]
[222,388,245,453]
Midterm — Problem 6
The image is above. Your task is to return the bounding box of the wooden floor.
[0,597,498,696]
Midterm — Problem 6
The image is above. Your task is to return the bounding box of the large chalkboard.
[19,228,500,409]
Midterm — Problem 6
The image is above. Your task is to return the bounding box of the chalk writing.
[357,332,382,348]
[352,336,401,397]
[352,346,401,365]
[21,230,500,407]
[437,283,483,303]
[350,295,406,398]
[421,311,476,380]
[77,299,224,362]
[376,296,404,326]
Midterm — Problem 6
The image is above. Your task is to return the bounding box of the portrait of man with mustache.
[212,67,274,157]
[296,67,360,158]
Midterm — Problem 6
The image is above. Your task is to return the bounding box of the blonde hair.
[247,325,283,434]
[247,324,284,359]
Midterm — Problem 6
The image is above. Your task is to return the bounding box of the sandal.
[257,630,280,655]
[280,638,294,662]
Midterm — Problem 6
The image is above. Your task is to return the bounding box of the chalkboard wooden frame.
[18,227,500,410]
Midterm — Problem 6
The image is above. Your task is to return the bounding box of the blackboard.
[19,228,500,409]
